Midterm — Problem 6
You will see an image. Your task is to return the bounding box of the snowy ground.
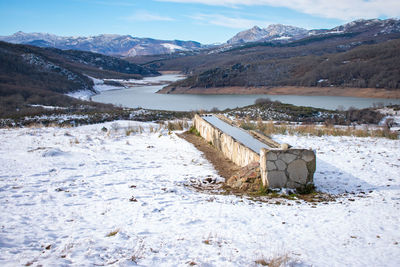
[0,121,399,266]
[67,76,124,101]
[67,74,185,101]
[105,74,185,86]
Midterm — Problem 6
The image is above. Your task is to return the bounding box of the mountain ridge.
[2,18,399,58]
[226,18,400,45]
[0,32,203,57]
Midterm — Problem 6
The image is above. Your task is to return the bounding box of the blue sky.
[0,0,399,44]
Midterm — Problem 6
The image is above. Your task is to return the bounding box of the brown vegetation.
[178,131,240,179]
[161,39,400,92]
[224,98,386,125]
[0,41,159,118]
[238,119,398,139]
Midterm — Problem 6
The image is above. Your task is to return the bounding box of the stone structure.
[226,162,262,192]
[193,114,316,190]
[193,114,260,167]
[260,148,315,189]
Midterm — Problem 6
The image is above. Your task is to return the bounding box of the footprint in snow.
[42,148,68,157]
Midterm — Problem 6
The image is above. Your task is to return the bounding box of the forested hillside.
[0,41,159,117]
[162,39,400,92]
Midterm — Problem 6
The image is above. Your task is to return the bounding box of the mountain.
[227,18,400,45]
[330,18,400,35]
[0,32,203,57]
[227,24,308,44]
[133,18,400,76]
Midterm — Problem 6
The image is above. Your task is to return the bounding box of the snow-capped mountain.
[227,24,308,44]
[332,18,400,33]
[0,32,202,57]
[307,18,400,37]
[227,18,400,45]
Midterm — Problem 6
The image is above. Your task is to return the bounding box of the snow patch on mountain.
[161,43,187,52]
[227,24,308,44]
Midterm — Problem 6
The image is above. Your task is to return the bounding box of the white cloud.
[190,13,268,28]
[122,10,175,22]
[158,0,400,20]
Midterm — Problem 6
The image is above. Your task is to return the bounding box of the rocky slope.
[227,24,308,44]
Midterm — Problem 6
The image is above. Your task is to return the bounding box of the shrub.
[189,126,200,136]
[167,121,184,131]
[255,253,292,267]
[240,121,399,140]
[255,97,272,105]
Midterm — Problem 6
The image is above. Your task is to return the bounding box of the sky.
[0,0,399,44]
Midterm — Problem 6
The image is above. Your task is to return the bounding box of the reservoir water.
[92,74,400,111]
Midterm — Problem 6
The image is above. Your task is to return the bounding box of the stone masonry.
[260,148,316,189]
[194,114,316,190]
[193,114,260,167]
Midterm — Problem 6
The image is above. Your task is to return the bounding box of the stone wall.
[260,148,316,189]
[193,114,260,167]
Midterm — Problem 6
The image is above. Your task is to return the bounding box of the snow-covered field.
[67,76,124,101]
[0,121,399,266]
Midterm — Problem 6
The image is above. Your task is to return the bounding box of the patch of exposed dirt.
[178,131,240,180]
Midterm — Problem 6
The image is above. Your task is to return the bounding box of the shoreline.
[157,86,400,99]
[159,70,183,75]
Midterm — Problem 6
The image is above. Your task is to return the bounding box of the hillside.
[0,41,159,117]
[159,38,400,95]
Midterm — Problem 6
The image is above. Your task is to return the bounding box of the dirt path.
[178,132,240,180]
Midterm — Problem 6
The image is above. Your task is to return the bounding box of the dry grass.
[240,119,398,140]
[106,229,119,237]
[125,125,144,136]
[255,253,291,267]
[24,122,73,129]
[130,239,145,263]
[69,137,80,145]
[166,119,189,131]
[149,125,156,133]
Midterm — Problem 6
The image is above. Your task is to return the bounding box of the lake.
[92,74,400,111]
